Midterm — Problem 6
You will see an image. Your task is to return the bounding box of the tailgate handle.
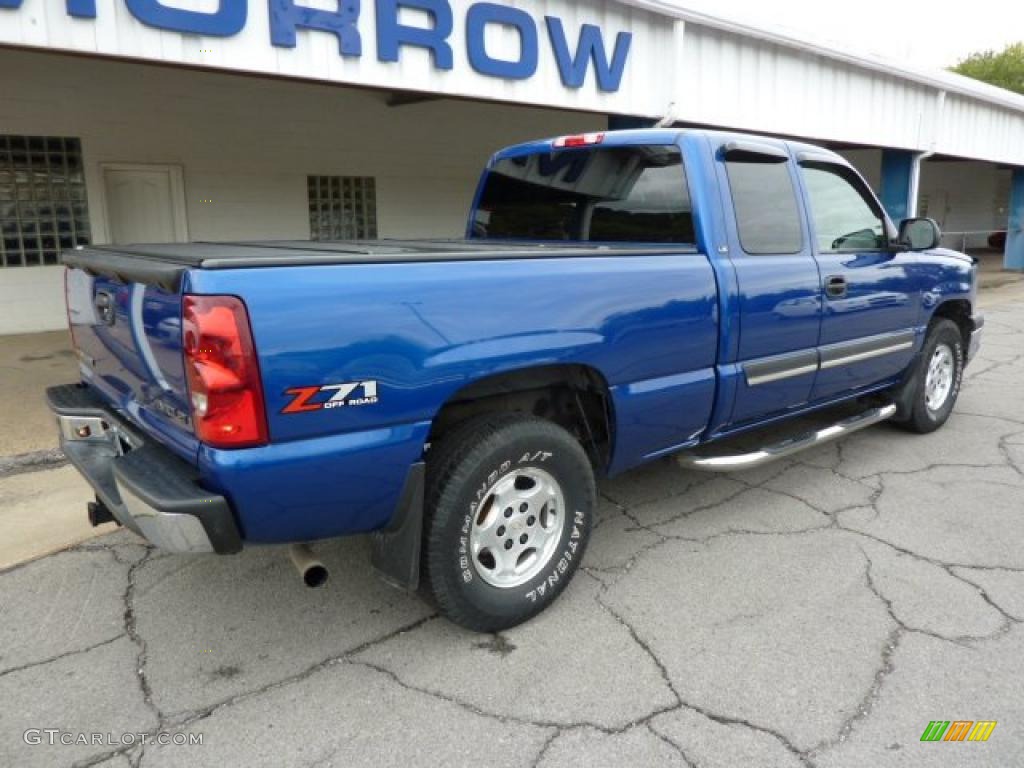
[95,291,116,326]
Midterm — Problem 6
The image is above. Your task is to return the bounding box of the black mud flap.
[888,350,924,421]
[370,462,425,591]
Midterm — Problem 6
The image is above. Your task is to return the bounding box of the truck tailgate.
[65,267,197,460]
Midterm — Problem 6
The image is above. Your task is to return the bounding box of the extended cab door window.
[472,146,694,244]
[720,144,820,427]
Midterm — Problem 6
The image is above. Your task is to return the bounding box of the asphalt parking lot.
[1,298,1022,768]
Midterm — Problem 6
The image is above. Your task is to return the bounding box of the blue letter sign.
[376,0,454,70]
[0,0,95,17]
[465,3,538,80]
[270,0,362,56]
[545,16,632,92]
[125,0,246,36]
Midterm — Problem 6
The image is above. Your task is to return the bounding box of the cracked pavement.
[2,300,1023,767]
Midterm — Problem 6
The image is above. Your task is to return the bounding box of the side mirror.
[898,217,941,251]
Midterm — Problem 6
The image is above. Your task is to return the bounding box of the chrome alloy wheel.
[925,343,954,412]
[469,467,566,589]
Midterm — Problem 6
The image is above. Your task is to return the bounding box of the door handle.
[825,275,847,298]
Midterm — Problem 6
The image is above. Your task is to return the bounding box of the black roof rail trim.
[723,140,789,163]
[796,150,849,165]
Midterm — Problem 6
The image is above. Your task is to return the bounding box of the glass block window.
[308,176,377,240]
[0,136,91,267]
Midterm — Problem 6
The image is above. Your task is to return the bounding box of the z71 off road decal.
[281,381,379,414]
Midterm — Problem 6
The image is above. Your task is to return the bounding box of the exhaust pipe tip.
[288,543,329,588]
[302,563,329,589]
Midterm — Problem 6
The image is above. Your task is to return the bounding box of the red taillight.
[553,132,605,148]
[182,295,268,448]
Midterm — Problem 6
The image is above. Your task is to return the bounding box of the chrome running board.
[677,404,897,472]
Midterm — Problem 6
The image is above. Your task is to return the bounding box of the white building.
[1,0,1022,334]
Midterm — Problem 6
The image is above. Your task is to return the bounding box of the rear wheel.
[424,413,595,632]
[893,319,964,434]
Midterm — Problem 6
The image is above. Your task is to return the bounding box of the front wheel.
[893,318,964,434]
[424,413,595,632]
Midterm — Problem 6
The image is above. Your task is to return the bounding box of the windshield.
[471,145,694,244]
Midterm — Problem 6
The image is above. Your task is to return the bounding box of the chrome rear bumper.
[47,384,241,554]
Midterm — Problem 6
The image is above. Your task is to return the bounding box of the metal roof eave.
[617,0,1024,115]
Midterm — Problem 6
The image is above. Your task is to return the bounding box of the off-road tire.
[893,319,964,434]
[423,413,595,632]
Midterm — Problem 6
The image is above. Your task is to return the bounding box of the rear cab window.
[724,149,803,255]
[471,145,694,244]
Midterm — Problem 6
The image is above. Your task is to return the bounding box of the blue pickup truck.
[48,129,982,631]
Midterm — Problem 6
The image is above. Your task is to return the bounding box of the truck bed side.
[186,252,718,542]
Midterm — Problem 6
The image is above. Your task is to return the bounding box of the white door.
[102,164,188,244]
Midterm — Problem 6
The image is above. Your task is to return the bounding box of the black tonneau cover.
[62,239,695,292]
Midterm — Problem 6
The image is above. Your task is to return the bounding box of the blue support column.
[880,149,915,223]
[1006,168,1024,271]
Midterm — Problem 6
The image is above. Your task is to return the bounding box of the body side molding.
[742,329,917,387]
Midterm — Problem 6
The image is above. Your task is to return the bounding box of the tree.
[951,43,1024,95]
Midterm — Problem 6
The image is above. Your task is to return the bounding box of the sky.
[669,0,1024,71]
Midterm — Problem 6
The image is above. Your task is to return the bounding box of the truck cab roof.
[492,128,853,170]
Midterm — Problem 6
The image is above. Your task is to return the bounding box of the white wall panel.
[936,95,1024,167]
[674,25,940,152]
[0,266,66,333]
[662,12,1024,166]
